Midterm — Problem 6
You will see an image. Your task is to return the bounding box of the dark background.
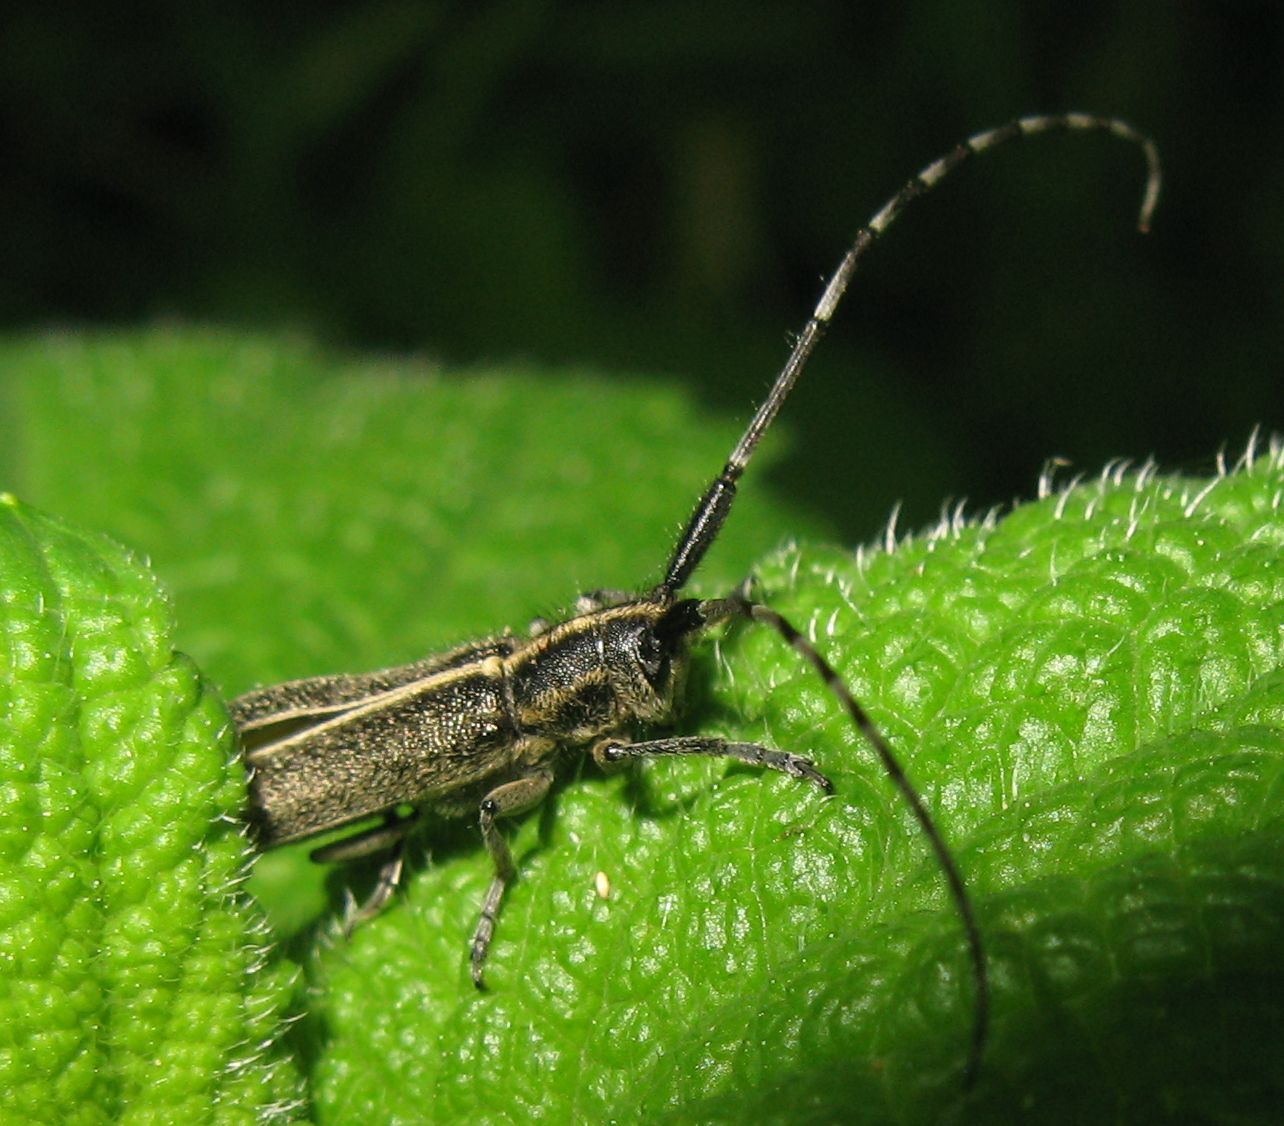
[3,2,1280,537]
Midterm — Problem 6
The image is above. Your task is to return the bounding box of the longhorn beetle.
[233,114,1161,1085]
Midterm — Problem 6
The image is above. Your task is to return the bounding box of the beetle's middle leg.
[310,808,423,936]
[470,767,555,988]
[593,736,834,793]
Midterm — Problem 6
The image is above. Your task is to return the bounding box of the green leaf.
[0,495,304,1124]
[657,458,1284,1122]
[307,448,1284,1123]
[3,328,1282,1123]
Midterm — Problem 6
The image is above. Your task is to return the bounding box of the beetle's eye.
[636,629,668,685]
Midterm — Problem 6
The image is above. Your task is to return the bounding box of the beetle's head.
[594,597,709,722]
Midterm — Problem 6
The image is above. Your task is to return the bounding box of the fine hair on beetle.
[233,113,1161,1087]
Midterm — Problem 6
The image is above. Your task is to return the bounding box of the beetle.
[232,113,1160,1084]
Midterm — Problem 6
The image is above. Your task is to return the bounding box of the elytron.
[234,114,1160,1083]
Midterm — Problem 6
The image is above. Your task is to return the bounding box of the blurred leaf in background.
[1,3,1280,533]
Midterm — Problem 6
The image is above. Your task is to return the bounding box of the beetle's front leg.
[529,589,634,637]
[470,767,555,988]
[593,735,834,793]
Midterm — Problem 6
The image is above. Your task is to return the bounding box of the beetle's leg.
[471,767,555,988]
[530,590,635,637]
[594,735,833,793]
[574,589,633,614]
[308,809,422,936]
[339,839,408,937]
[311,809,420,865]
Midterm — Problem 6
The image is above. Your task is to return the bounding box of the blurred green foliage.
[2,3,1280,538]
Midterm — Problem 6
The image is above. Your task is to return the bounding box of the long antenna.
[661,113,1161,594]
[666,113,1162,1086]
[744,596,990,1087]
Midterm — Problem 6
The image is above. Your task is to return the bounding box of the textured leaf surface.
[0,495,303,1124]
[309,447,1284,1123]
[3,329,1282,1123]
